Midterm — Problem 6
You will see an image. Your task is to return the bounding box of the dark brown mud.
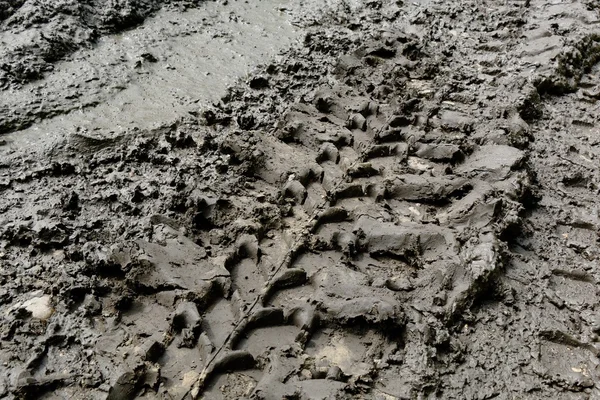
[1,0,600,399]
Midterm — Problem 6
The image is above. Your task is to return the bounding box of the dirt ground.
[1,0,600,399]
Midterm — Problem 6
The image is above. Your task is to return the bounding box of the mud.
[0,0,301,154]
[2,0,600,399]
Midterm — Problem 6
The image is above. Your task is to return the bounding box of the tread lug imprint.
[169,32,534,399]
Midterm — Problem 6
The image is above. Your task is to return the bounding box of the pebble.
[21,294,53,320]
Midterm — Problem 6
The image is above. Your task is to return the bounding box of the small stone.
[21,295,53,320]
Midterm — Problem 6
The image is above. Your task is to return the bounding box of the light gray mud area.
[0,0,300,155]
[2,0,600,399]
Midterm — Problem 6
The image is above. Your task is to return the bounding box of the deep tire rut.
[180,30,533,399]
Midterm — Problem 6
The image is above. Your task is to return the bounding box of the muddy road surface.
[1,0,600,399]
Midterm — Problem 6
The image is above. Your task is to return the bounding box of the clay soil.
[2,0,600,399]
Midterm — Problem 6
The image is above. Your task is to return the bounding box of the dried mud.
[2,0,600,399]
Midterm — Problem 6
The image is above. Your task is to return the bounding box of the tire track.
[183,27,533,399]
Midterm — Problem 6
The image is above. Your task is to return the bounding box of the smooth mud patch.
[0,0,299,157]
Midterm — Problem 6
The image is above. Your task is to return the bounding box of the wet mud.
[2,0,600,399]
